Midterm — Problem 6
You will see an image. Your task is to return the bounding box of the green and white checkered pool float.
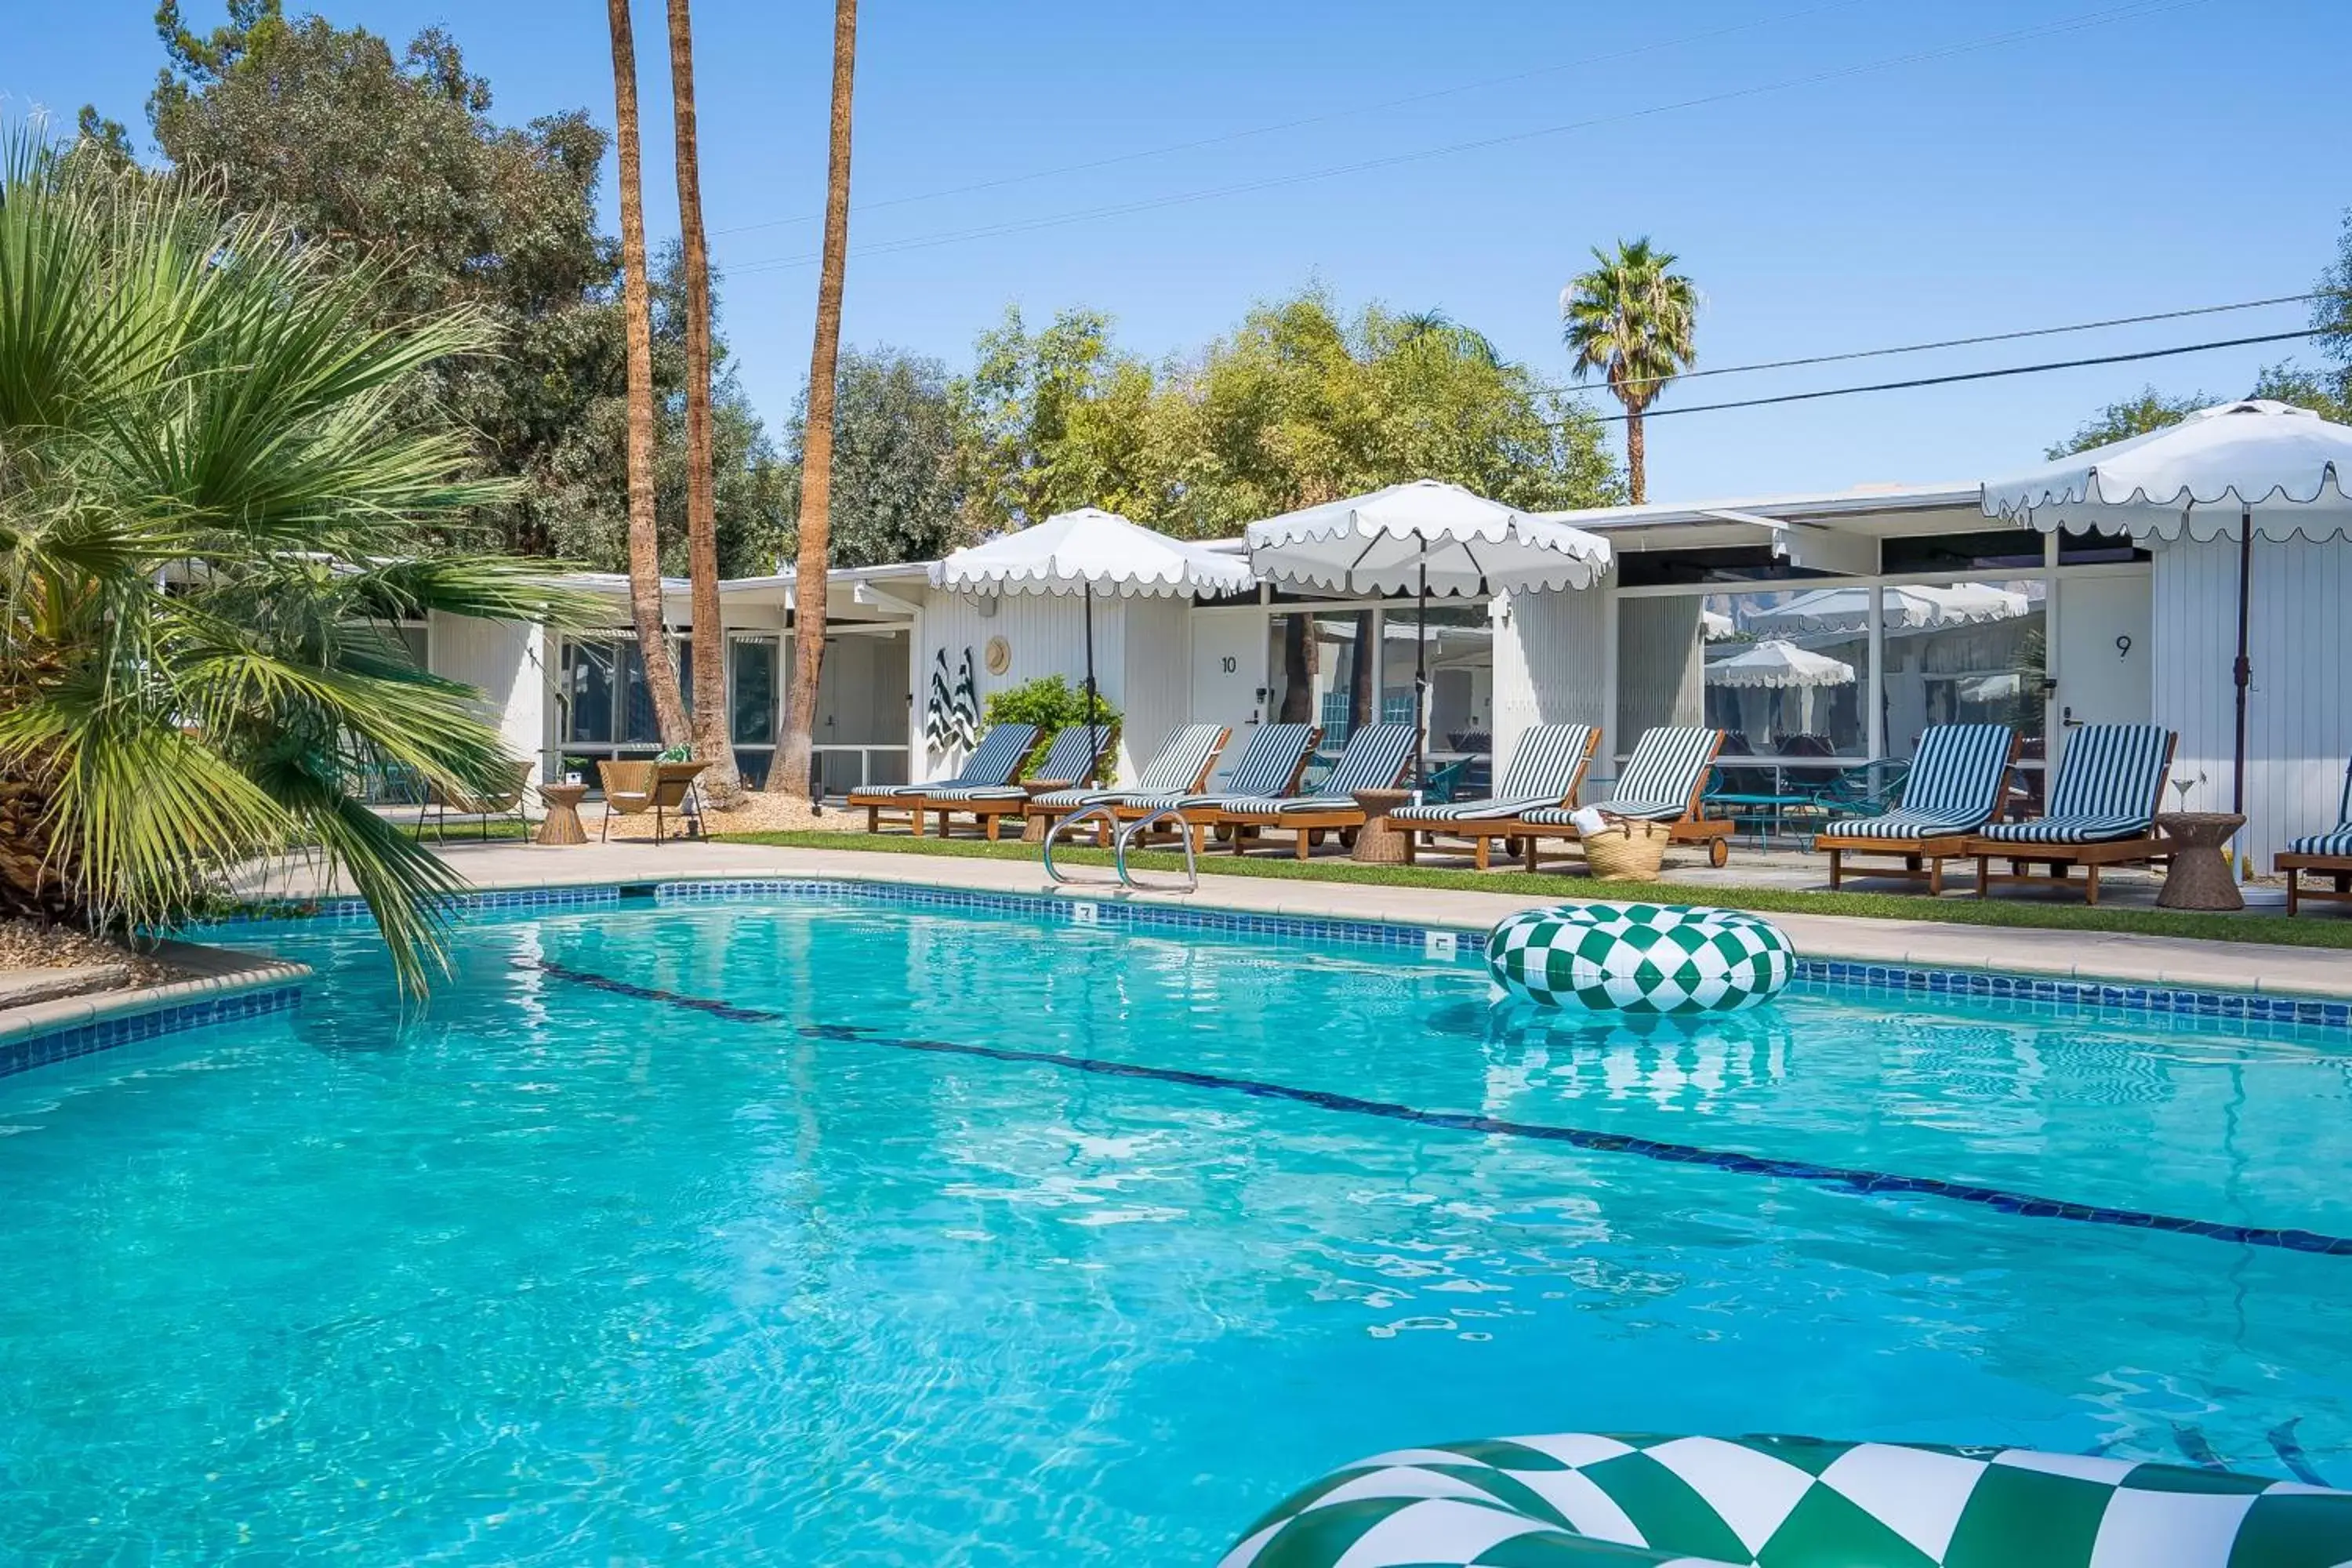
[1219,1432,2352,1568]
[1486,904,1795,1014]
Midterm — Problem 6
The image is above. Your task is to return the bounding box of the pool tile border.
[159,873,2352,1063]
[0,972,305,1079]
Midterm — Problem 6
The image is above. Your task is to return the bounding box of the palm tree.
[0,129,595,989]
[1560,238,1697,505]
[664,0,741,804]
[775,0,858,802]
[604,0,690,750]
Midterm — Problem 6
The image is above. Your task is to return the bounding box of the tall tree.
[2045,385,2216,458]
[604,0,690,748]
[664,0,740,802]
[777,0,859,800]
[1560,238,1697,505]
[782,347,963,568]
[136,1,788,577]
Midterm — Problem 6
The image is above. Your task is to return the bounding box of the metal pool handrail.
[1043,804,1122,887]
[1116,807,1198,895]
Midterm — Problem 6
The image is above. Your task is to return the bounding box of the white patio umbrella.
[1703,639,1857,688]
[1980,397,2352,811]
[1243,480,1610,796]
[1701,608,1737,640]
[931,507,1255,785]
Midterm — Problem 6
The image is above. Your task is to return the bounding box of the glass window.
[620,644,670,744]
[562,641,617,744]
[1877,581,2046,773]
[1265,611,1367,743]
[731,636,779,745]
[1383,604,1493,798]
[1704,589,1867,767]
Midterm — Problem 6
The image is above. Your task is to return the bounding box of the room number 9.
[2114,634,2132,658]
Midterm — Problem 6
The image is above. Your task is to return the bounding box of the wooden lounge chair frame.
[2279,853,2352,916]
[1964,731,2178,906]
[1399,728,1606,870]
[1124,728,1323,853]
[926,728,1117,842]
[1816,733,2024,895]
[1210,734,1421,860]
[598,759,707,844]
[1023,726,1232,848]
[849,725,1039,837]
[1515,731,1734,873]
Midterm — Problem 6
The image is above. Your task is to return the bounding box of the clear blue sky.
[11,0,2348,500]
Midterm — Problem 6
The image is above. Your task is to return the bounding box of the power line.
[711,0,1870,240]
[1541,293,2321,394]
[720,0,2210,278]
[1563,328,2317,424]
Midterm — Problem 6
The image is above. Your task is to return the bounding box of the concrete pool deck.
[226,837,2352,1000]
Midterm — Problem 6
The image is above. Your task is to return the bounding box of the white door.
[1190,608,1265,778]
[2053,572,2153,757]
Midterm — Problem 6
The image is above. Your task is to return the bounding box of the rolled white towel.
[1569,805,1610,838]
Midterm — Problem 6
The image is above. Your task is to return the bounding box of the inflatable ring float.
[1487,903,1795,1014]
[1220,1432,2352,1567]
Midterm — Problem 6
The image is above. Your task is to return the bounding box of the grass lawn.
[716,829,2352,951]
[408,818,536,844]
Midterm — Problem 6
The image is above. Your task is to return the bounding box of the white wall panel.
[1492,583,1610,803]
[428,612,546,786]
[914,587,1128,775]
[2151,535,2352,867]
[1118,594,1192,785]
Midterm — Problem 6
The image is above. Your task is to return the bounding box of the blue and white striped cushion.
[927,725,1102,800]
[1976,813,2159,844]
[1518,798,1688,828]
[1316,723,1419,797]
[1196,724,1318,801]
[2289,826,2352,857]
[864,723,1038,797]
[1609,727,1721,817]
[1218,794,1362,815]
[1388,724,1596,823]
[1127,723,1228,795]
[1824,723,2013,838]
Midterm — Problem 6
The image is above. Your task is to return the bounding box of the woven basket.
[1583,817,1671,881]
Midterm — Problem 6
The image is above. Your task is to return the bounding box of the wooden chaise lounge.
[847,723,1037,836]
[1210,723,1420,859]
[1388,724,1601,870]
[1814,723,2020,895]
[2278,760,2352,916]
[1964,724,2176,905]
[1512,726,1734,872]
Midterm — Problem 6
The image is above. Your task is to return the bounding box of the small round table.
[536,782,589,847]
[1020,779,1076,844]
[1351,789,1413,864]
[2155,811,2246,911]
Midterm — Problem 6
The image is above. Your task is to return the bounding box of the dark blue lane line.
[519,959,2352,1259]
[2271,1421,2334,1487]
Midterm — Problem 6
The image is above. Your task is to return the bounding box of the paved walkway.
[227,837,2352,999]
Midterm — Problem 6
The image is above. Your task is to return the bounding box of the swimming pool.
[3,887,2348,1563]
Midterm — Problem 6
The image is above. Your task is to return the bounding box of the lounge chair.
[1210,723,1420,858]
[1813,723,2020,894]
[597,759,707,843]
[412,758,531,842]
[2278,759,2352,916]
[1123,723,1320,852]
[1024,723,1230,846]
[1965,724,2176,905]
[1513,726,1733,870]
[919,724,1115,841]
[848,723,1039,835]
[1388,724,1602,869]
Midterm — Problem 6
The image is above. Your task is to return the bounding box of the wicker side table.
[1019,779,1076,844]
[1351,789,1413,864]
[2155,811,2245,911]
[535,782,588,846]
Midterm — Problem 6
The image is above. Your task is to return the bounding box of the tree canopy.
[119,0,787,575]
[950,291,1622,541]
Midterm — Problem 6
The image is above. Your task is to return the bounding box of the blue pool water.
[3,892,2350,1564]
